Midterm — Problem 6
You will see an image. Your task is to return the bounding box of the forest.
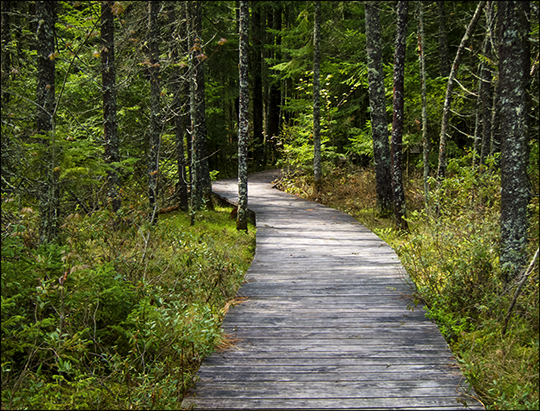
[1,1,538,409]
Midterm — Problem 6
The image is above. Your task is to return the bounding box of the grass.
[276,163,539,410]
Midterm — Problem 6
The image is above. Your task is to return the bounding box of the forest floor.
[1,203,256,410]
[274,164,539,411]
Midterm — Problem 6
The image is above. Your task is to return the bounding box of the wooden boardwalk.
[182,170,483,410]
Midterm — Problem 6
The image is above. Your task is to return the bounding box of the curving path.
[182,170,483,410]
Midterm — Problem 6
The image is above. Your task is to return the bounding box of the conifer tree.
[36,0,59,243]
[101,0,121,212]
[188,0,213,212]
[147,0,161,223]
[313,0,321,187]
[390,1,408,231]
[237,0,249,232]
[365,1,393,217]
[251,1,264,170]
[499,0,531,282]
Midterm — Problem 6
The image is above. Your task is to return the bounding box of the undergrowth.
[1,201,255,409]
[277,158,539,410]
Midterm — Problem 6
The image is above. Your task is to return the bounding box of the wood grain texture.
[182,170,483,410]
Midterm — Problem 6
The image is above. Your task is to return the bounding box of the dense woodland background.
[1,1,538,409]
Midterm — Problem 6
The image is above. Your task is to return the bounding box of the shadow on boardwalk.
[182,170,484,410]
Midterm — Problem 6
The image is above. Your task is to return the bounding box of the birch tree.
[390,1,408,231]
[313,0,321,187]
[365,1,393,217]
[237,0,249,232]
[499,0,531,282]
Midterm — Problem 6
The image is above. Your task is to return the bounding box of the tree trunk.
[437,1,450,78]
[237,0,249,232]
[101,1,121,212]
[147,0,161,224]
[365,1,393,217]
[489,77,501,158]
[251,1,264,171]
[313,0,322,187]
[1,1,11,106]
[188,0,213,212]
[479,1,494,167]
[390,1,408,231]
[169,1,189,212]
[267,4,282,163]
[417,1,430,213]
[499,0,530,282]
[436,1,486,181]
[36,0,59,243]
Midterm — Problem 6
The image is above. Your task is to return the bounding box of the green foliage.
[1,205,255,409]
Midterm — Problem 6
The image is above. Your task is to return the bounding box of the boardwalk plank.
[181,170,483,410]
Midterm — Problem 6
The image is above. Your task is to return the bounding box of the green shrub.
[1,205,255,409]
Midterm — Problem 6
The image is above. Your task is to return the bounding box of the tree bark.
[101,1,121,212]
[390,1,408,231]
[237,0,249,232]
[1,1,11,106]
[417,1,430,213]
[147,0,161,224]
[436,1,486,181]
[36,0,59,243]
[313,0,322,186]
[365,1,393,217]
[188,0,213,212]
[479,1,494,167]
[169,1,189,212]
[437,1,450,78]
[499,0,530,282]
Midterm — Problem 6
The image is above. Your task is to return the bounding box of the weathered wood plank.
[181,170,483,410]
[183,397,481,410]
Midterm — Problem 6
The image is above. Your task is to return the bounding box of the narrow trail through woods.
[182,170,483,410]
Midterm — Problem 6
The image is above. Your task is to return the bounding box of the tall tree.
[188,0,213,212]
[390,1,408,231]
[101,0,120,212]
[170,1,189,211]
[36,0,59,243]
[417,1,430,213]
[313,0,321,186]
[1,1,11,106]
[251,1,264,171]
[437,1,450,78]
[365,1,393,217]
[266,3,282,162]
[237,0,249,232]
[478,1,495,167]
[147,0,161,223]
[499,0,531,282]
[436,1,486,181]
